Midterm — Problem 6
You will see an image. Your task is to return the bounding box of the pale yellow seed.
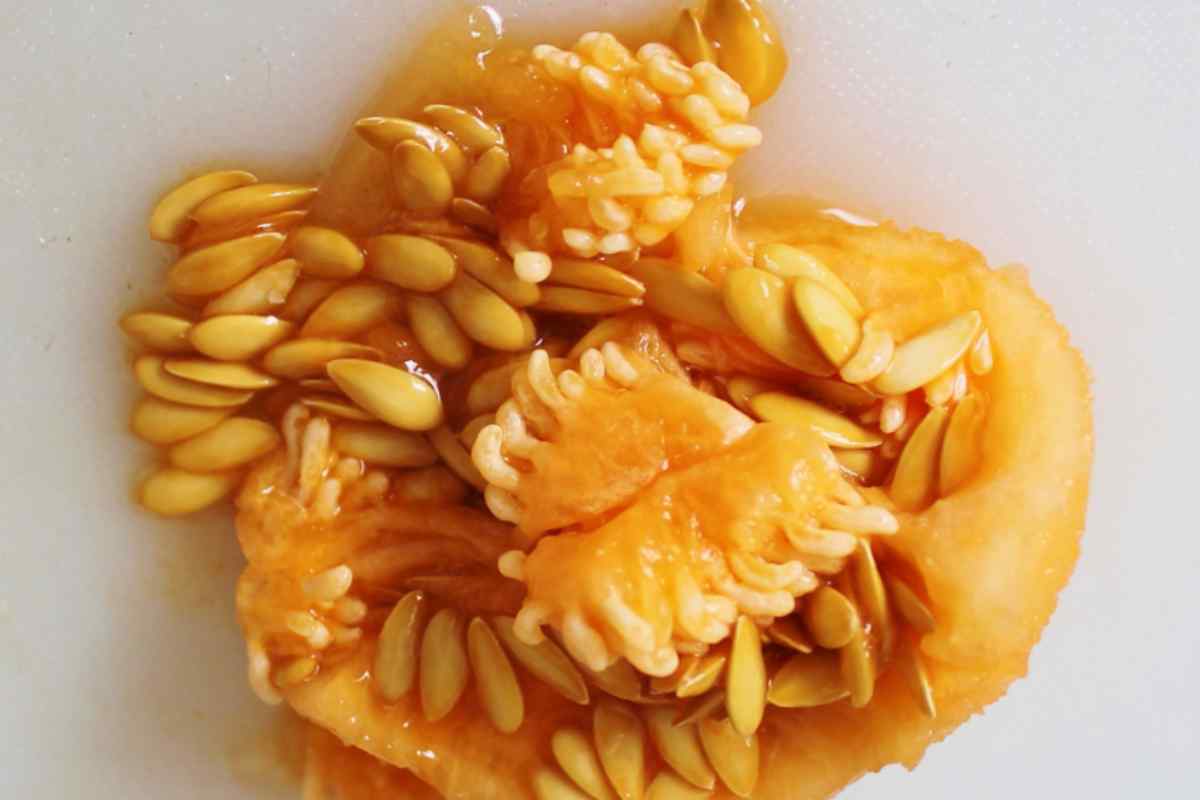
[202,258,300,318]
[262,340,381,380]
[897,637,937,718]
[839,627,874,708]
[645,772,712,800]
[300,396,376,421]
[467,617,525,734]
[130,397,234,445]
[874,311,983,396]
[852,540,892,653]
[168,417,280,472]
[188,315,294,361]
[374,591,426,701]
[803,587,860,650]
[424,104,504,152]
[273,656,318,688]
[890,406,952,511]
[644,706,715,790]
[593,701,646,800]
[149,170,257,242]
[300,283,402,339]
[887,576,936,635]
[277,276,340,322]
[569,318,633,360]
[428,425,486,491]
[673,9,717,64]
[969,328,993,375]
[766,651,848,708]
[534,769,594,800]
[793,277,862,366]
[552,728,617,800]
[676,655,727,699]
[673,691,726,728]
[535,287,644,315]
[450,197,498,233]
[466,359,528,416]
[460,414,495,449]
[939,391,987,496]
[492,616,590,705]
[133,355,253,408]
[419,608,469,721]
[697,719,758,799]
[834,448,877,479]
[332,421,437,468]
[393,140,453,216]
[440,273,530,352]
[587,660,645,703]
[840,327,895,384]
[754,243,864,318]
[290,226,365,279]
[139,467,240,516]
[163,358,278,390]
[627,259,739,337]
[749,392,882,448]
[353,116,468,183]
[548,259,645,298]
[723,376,773,413]
[167,232,286,296]
[436,237,540,307]
[722,268,834,375]
[725,616,766,736]
[704,0,789,106]
[464,145,511,202]
[765,617,813,654]
[120,312,193,354]
[326,359,443,432]
[408,296,474,370]
[191,183,316,228]
[365,234,457,292]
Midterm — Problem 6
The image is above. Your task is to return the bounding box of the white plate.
[1,1,1196,797]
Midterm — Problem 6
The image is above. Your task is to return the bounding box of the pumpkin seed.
[765,617,813,654]
[167,232,286,296]
[840,327,896,384]
[191,183,317,227]
[134,355,253,408]
[298,378,339,392]
[552,728,617,800]
[435,237,540,307]
[408,295,474,369]
[534,769,594,800]
[724,376,775,413]
[833,448,876,480]
[749,392,882,448]
[939,391,986,495]
[354,116,468,183]
[189,315,294,361]
[374,591,426,701]
[650,660,691,696]
[300,396,376,421]
[300,283,402,339]
[420,607,468,721]
[332,422,437,468]
[697,719,758,799]
[704,0,788,106]
[644,771,712,800]
[464,145,512,202]
[839,627,874,708]
[802,587,860,649]
[365,234,458,292]
[676,655,726,699]
[722,268,834,375]
[139,467,240,516]
[766,651,848,707]
[874,311,983,396]
[792,373,878,410]
[168,417,280,471]
[644,706,715,790]
[536,287,644,315]
[120,312,193,353]
[852,540,892,652]
[262,340,381,380]
[130,397,234,445]
[202,258,301,318]
[492,616,590,704]
[163,358,278,389]
[424,104,504,152]
[627,259,740,337]
[673,9,716,64]
[725,616,765,736]
[592,703,646,800]
[467,359,528,416]
[440,272,530,351]
[184,209,309,252]
[467,617,525,734]
[886,575,936,634]
[754,244,863,318]
[428,425,487,490]
[588,659,647,703]
[896,637,937,718]
[459,413,495,449]
[793,277,862,366]
[326,359,443,432]
[890,406,951,511]
[149,170,257,242]
[549,259,646,298]
[969,328,993,374]
[287,226,364,280]
[673,690,726,728]
[273,656,318,687]
[450,197,498,233]
[393,140,453,215]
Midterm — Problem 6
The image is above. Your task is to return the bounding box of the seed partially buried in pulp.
[467,617,525,734]
[722,267,834,375]
[326,359,443,432]
[698,717,759,799]
[167,417,281,472]
[593,701,646,800]
[748,392,882,449]
[802,586,860,650]
[419,608,469,722]
[890,405,952,511]
[374,591,426,702]
[551,727,617,800]
[491,616,590,705]
[644,706,716,791]
[702,0,789,106]
[766,651,849,708]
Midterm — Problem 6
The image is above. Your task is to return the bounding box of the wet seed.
[149,170,257,242]
[766,651,848,708]
[593,701,646,800]
[886,575,936,635]
[552,727,617,800]
[290,226,365,279]
[262,339,382,380]
[167,417,280,472]
[644,771,713,800]
[130,397,234,445]
[676,654,726,699]
[163,358,278,390]
[890,406,951,511]
[722,268,834,375]
[644,706,715,790]
[167,232,286,296]
[120,312,193,354]
[424,104,504,152]
[464,145,512,202]
[189,315,294,361]
[765,617,813,654]
[300,396,376,421]
[491,616,590,705]
[673,9,716,64]
[408,295,474,370]
[874,311,983,396]
[939,391,987,496]
[299,283,403,339]
[839,627,874,708]
[793,277,862,366]
[697,719,758,799]
[802,587,860,650]
[327,359,444,432]
[374,591,426,701]
[725,616,765,736]
[420,608,468,721]
[535,287,644,315]
[354,117,468,182]
[749,392,882,448]
[627,259,740,337]
[365,234,458,292]
[190,183,316,228]
[468,617,525,734]
[435,237,540,308]
[139,467,240,516]
[673,690,727,728]
[134,355,253,408]
[332,422,437,468]
[440,273,530,352]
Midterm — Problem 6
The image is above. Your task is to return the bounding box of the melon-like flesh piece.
[280,218,1092,799]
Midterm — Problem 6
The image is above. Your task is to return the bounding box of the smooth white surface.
[0,1,1196,797]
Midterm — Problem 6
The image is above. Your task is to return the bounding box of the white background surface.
[1,0,1197,797]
